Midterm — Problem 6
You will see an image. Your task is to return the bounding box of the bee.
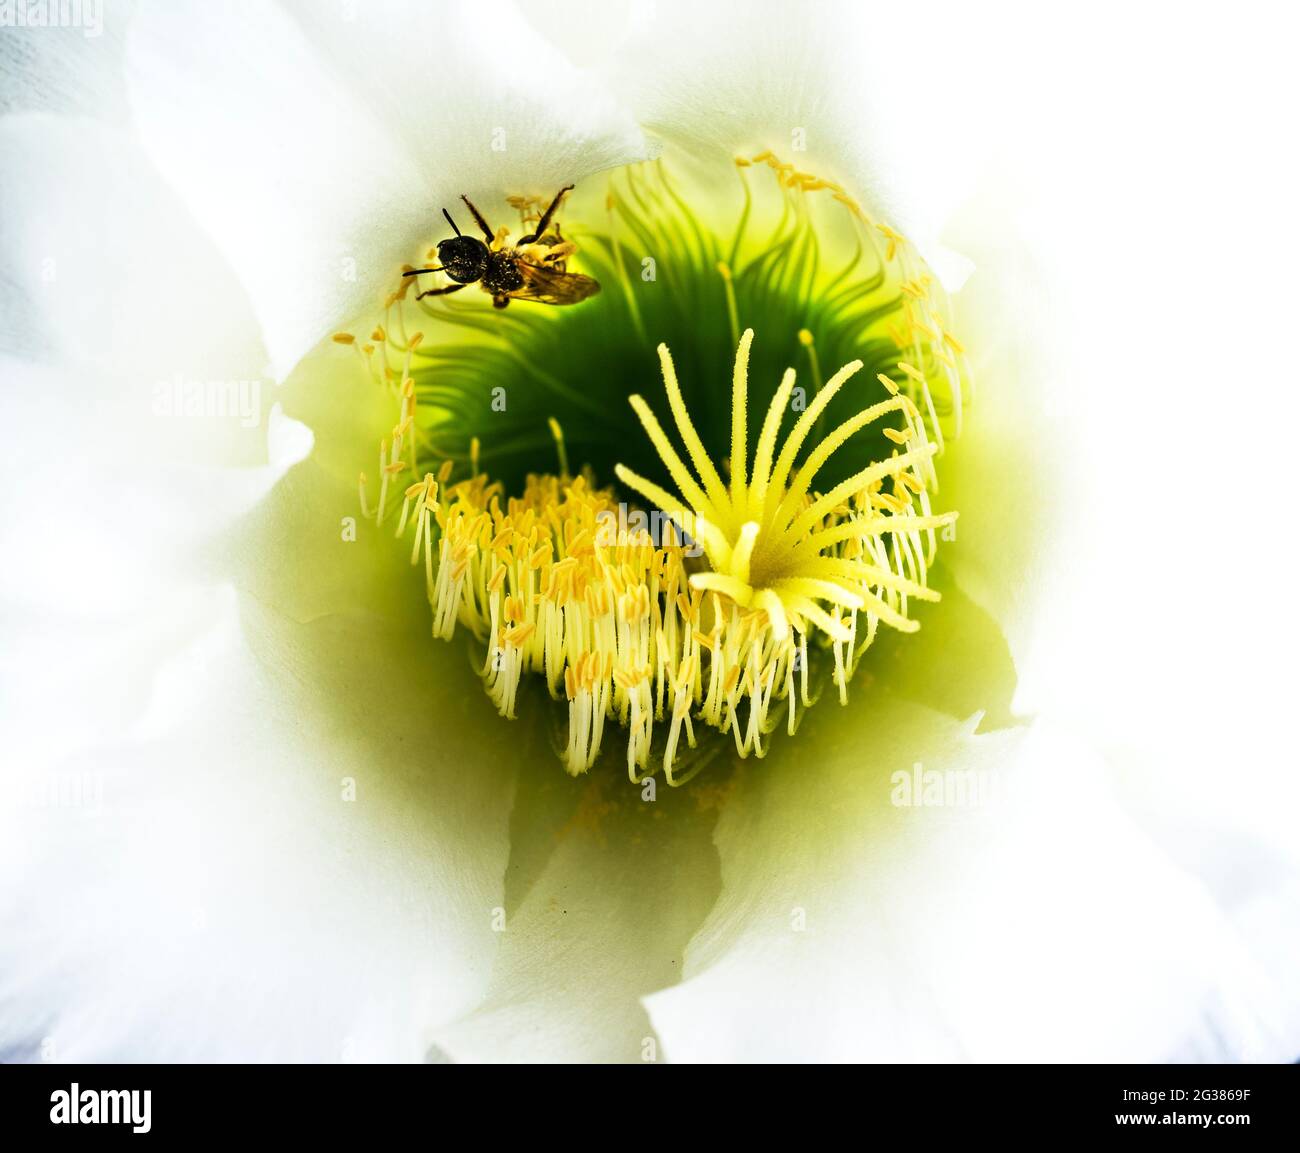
[402,184,600,310]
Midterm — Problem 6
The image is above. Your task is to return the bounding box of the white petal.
[280,0,645,192]
[125,0,648,379]
[643,701,1295,1062]
[431,769,724,1063]
[600,0,990,258]
[0,6,126,120]
[0,112,266,377]
[0,583,520,1061]
[0,113,290,614]
[0,356,307,621]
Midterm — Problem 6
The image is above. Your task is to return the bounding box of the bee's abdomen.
[483,251,525,295]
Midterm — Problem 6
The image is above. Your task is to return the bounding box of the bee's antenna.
[442,208,462,236]
[403,267,443,277]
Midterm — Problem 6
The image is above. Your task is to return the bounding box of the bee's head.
[436,234,489,284]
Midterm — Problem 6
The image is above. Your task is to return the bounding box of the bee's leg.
[519,184,574,244]
[416,282,469,300]
[459,195,496,244]
[492,295,510,310]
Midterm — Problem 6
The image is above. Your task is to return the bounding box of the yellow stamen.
[548,416,569,479]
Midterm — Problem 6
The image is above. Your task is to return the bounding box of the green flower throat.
[335,153,969,784]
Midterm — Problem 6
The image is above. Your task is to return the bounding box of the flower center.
[333,154,969,784]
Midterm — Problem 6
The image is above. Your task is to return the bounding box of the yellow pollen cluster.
[395,464,794,783]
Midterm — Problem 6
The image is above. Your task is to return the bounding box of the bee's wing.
[511,260,601,305]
